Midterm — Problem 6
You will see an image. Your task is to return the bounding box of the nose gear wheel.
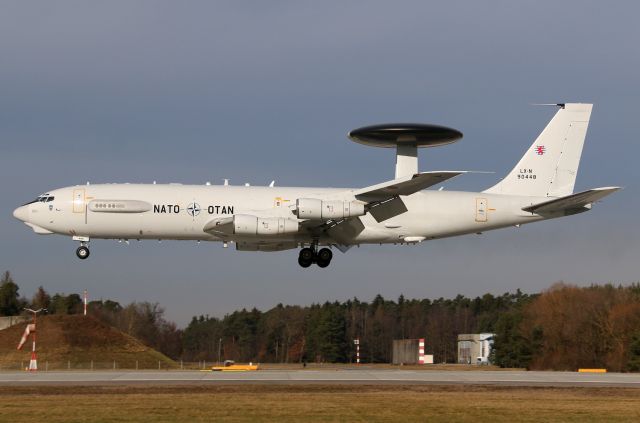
[76,246,90,260]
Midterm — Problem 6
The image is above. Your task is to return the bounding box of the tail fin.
[484,103,593,197]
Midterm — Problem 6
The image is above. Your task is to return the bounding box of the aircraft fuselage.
[14,183,546,245]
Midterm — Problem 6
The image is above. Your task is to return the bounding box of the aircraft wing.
[352,171,465,222]
[522,187,621,215]
[203,216,234,236]
[204,172,469,240]
[353,171,464,202]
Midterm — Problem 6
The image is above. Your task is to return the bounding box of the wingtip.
[593,186,623,191]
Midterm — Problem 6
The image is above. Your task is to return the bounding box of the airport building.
[392,339,434,365]
[457,333,495,365]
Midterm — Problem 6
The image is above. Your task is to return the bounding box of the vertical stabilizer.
[484,103,593,197]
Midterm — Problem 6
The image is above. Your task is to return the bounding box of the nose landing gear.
[298,245,333,268]
[76,246,90,260]
[73,236,91,260]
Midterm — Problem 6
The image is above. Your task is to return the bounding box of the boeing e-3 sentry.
[13,103,619,268]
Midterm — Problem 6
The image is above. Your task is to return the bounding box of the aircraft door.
[475,198,488,222]
[73,189,86,214]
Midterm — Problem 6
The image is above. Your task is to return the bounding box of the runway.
[0,369,638,388]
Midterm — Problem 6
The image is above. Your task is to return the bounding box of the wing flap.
[522,187,621,215]
[368,197,408,222]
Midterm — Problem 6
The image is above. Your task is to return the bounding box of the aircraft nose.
[13,205,28,222]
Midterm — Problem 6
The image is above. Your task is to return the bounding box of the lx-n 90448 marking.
[13,103,619,268]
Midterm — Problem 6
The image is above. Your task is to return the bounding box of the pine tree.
[317,305,348,362]
[492,309,536,368]
[31,286,51,310]
[627,332,640,372]
[0,271,21,316]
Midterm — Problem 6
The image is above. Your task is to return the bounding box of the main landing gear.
[298,246,333,268]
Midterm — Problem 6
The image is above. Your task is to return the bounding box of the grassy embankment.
[0,315,176,370]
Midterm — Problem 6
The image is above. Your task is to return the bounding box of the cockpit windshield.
[22,195,55,206]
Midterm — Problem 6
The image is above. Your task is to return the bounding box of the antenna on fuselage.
[348,123,463,179]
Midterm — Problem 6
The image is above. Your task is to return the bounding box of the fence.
[0,361,220,371]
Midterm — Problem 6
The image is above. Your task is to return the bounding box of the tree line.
[492,282,640,371]
[1,271,639,371]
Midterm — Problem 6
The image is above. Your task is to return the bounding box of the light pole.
[23,308,46,371]
[218,338,222,365]
[354,338,360,365]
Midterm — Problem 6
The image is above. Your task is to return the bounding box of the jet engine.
[295,198,366,220]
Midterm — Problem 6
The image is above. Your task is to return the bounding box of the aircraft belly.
[80,213,143,238]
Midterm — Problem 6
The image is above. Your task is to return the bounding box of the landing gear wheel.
[76,246,90,260]
[298,247,314,268]
[316,248,333,268]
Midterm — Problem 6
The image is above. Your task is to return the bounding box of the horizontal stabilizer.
[522,187,620,215]
[354,171,465,202]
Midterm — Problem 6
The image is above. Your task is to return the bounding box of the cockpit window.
[22,194,54,206]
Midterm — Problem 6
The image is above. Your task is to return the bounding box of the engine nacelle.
[233,214,299,236]
[295,198,366,220]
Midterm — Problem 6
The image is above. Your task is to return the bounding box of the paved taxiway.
[0,369,638,387]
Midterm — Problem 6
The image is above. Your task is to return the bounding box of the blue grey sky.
[1,1,637,325]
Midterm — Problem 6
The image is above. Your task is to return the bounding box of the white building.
[457,333,495,365]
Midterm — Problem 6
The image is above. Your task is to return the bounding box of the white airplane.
[13,103,619,268]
